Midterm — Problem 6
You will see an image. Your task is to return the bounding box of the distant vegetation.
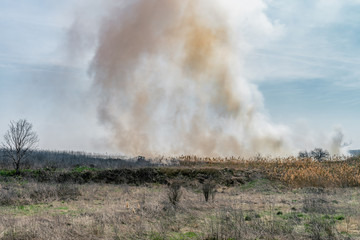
[349,149,360,156]
[0,119,174,171]
[298,148,330,161]
[0,149,172,170]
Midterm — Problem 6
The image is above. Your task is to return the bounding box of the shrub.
[310,148,330,162]
[206,208,294,240]
[167,181,182,207]
[305,215,343,240]
[298,150,310,158]
[302,192,335,214]
[56,184,81,201]
[0,187,19,205]
[28,183,57,202]
[202,180,215,202]
[0,182,81,206]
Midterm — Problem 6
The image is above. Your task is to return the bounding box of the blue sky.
[0,0,359,153]
[0,0,107,152]
[250,0,360,149]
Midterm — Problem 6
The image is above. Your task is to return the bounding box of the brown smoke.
[88,0,289,157]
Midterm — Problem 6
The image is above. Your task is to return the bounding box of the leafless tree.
[310,148,330,162]
[298,150,310,158]
[2,119,39,173]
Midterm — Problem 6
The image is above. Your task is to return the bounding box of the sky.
[0,0,359,154]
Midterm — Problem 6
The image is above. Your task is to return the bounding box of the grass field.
[1,156,360,239]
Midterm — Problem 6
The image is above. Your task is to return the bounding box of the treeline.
[349,149,360,156]
[0,149,175,169]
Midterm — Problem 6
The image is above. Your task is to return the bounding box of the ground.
[0,179,359,239]
[1,157,360,239]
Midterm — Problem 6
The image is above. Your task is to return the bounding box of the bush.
[167,181,182,207]
[305,215,343,240]
[202,180,215,202]
[56,184,81,201]
[311,148,330,162]
[298,150,310,158]
[0,182,81,206]
[206,208,294,240]
[303,193,335,214]
[0,187,19,205]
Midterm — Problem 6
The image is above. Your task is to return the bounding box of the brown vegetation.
[179,155,360,188]
[1,181,358,239]
[1,156,360,239]
[2,156,360,189]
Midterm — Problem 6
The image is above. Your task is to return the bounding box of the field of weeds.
[179,155,360,188]
[1,156,360,239]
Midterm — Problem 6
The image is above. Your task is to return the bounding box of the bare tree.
[310,148,330,162]
[2,119,39,173]
[298,150,310,158]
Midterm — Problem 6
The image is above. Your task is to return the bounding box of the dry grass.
[1,156,360,239]
[0,182,80,206]
[0,181,359,239]
[179,156,360,188]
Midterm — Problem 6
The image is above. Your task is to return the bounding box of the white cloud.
[244,0,360,88]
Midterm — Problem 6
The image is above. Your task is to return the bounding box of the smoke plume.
[87,0,291,157]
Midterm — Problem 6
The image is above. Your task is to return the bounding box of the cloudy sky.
[0,0,359,154]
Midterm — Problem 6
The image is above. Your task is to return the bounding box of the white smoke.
[68,0,347,157]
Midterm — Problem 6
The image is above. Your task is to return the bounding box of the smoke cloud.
[86,0,291,157]
[73,0,345,157]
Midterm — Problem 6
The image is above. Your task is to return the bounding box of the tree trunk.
[15,162,20,175]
